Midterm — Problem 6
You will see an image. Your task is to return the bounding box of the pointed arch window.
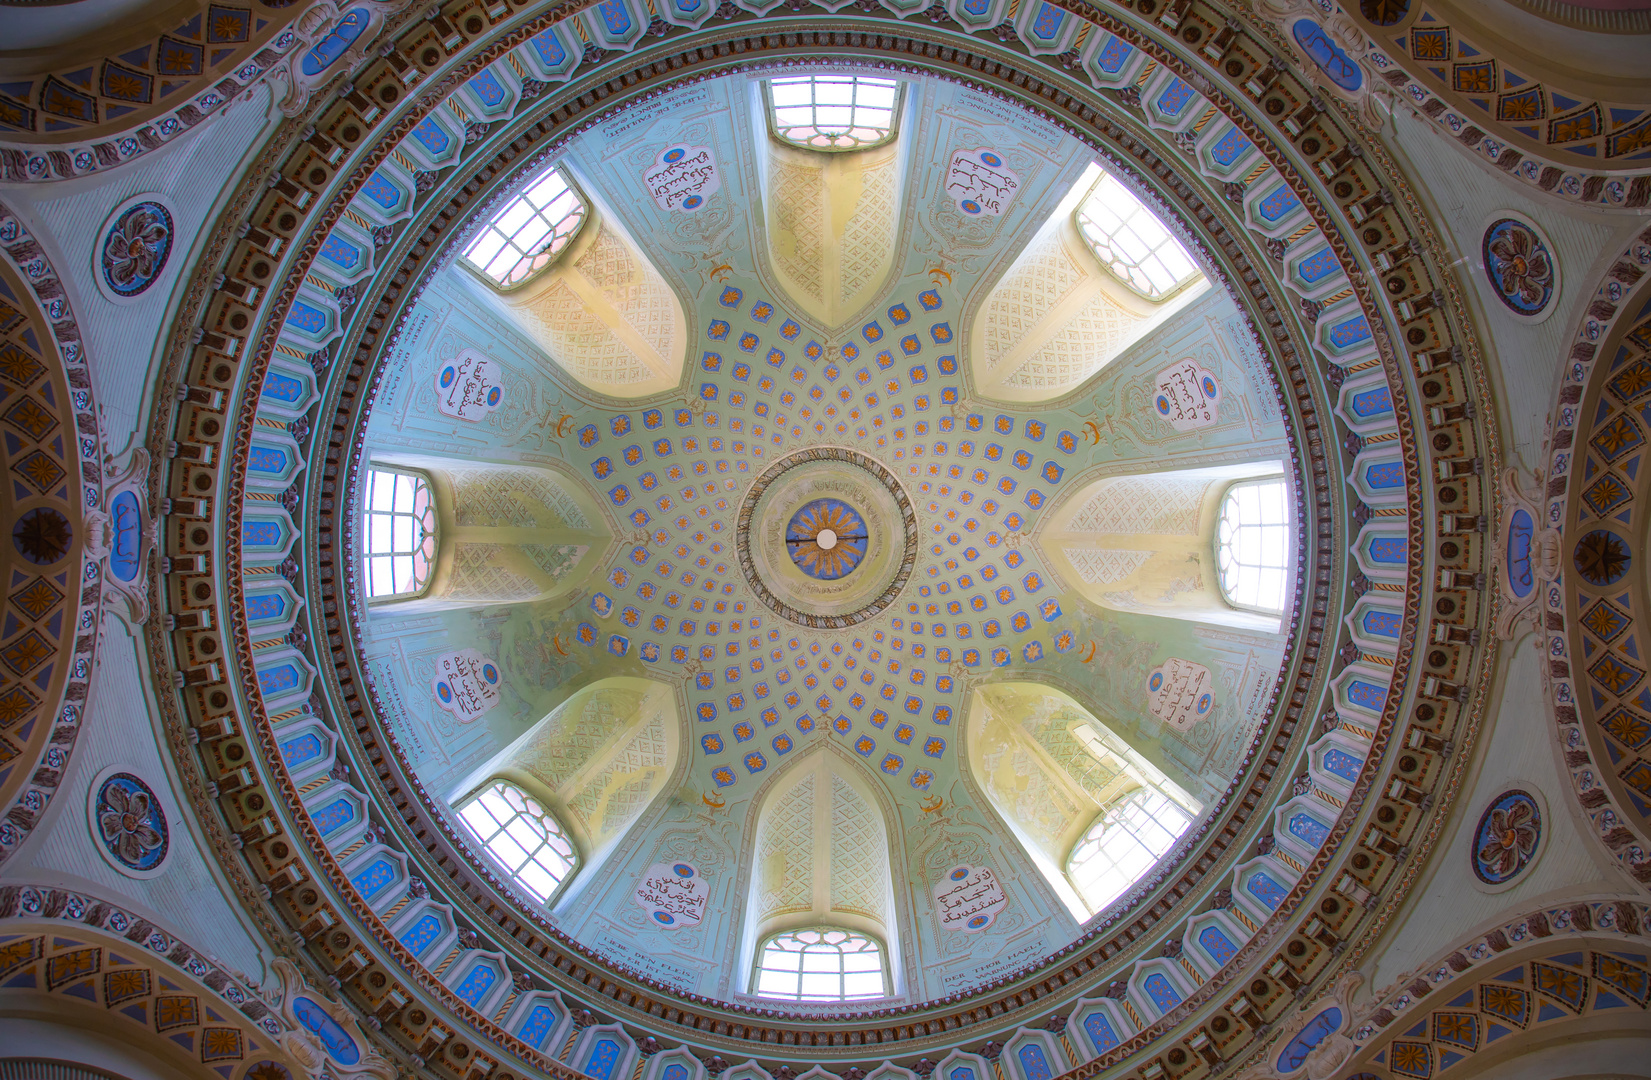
[1066,789,1193,915]
[457,780,578,903]
[765,75,902,151]
[753,927,888,1002]
[1074,169,1201,301]
[362,467,437,600]
[462,166,588,289]
[1215,478,1291,615]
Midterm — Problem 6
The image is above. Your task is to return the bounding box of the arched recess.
[465,193,687,399]
[964,683,1200,920]
[1035,460,1286,632]
[0,260,89,826]
[752,77,911,328]
[968,163,1208,404]
[735,747,903,998]
[1337,908,1651,1080]
[362,455,610,611]
[0,920,299,1080]
[449,677,681,908]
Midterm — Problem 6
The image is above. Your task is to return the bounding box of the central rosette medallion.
[786,499,869,579]
[737,449,916,628]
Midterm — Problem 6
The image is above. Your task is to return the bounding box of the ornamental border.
[0,200,108,879]
[1540,224,1651,883]
[735,447,920,630]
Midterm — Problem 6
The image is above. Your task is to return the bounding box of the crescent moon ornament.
[928,266,953,286]
[553,414,573,438]
[1081,641,1097,663]
[710,263,734,282]
[553,634,567,656]
[1083,421,1101,445]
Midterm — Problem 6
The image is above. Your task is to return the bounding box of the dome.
[332,64,1308,1009]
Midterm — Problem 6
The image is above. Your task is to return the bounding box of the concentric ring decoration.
[738,448,917,629]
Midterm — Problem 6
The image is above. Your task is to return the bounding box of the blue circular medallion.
[100,201,174,299]
[979,151,1003,167]
[673,863,694,877]
[785,498,869,580]
[664,147,686,163]
[1482,217,1555,318]
[1472,790,1540,885]
[95,772,169,872]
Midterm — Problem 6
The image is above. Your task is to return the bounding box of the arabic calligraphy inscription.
[932,863,1008,932]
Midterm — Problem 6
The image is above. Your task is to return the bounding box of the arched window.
[462,166,587,288]
[1067,789,1193,915]
[766,75,901,150]
[456,780,578,903]
[1215,478,1291,614]
[753,927,888,1002]
[1074,169,1201,301]
[362,467,436,600]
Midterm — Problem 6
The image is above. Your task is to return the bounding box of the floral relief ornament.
[97,777,165,867]
[95,196,175,302]
[1481,213,1559,321]
[1472,790,1542,885]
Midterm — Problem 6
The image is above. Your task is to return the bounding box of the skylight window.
[362,467,436,600]
[462,166,587,288]
[767,75,901,150]
[1216,478,1292,615]
[753,927,888,1001]
[457,781,578,903]
[1075,169,1201,300]
[1067,789,1193,915]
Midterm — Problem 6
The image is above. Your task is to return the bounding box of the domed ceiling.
[134,0,1499,1076]
[344,67,1301,998]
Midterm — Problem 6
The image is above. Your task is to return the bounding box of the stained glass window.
[1075,169,1201,300]
[362,468,436,600]
[753,927,888,1001]
[462,166,587,288]
[766,76,901,150]
[457,781,578,903]
[1216,478,1292,614]
[1067,789,1193,915]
